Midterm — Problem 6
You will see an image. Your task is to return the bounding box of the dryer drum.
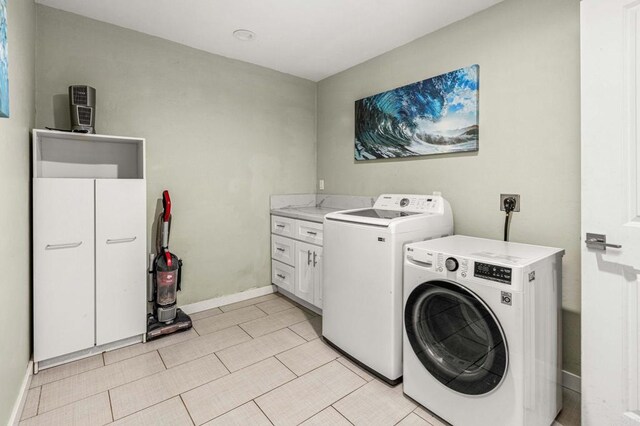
[405,280,508,396]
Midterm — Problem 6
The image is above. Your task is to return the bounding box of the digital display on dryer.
[474,262,512,284]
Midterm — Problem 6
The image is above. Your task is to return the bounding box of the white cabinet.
[33,130,146,365]
[270,215,323,310]
[33,179,96,362]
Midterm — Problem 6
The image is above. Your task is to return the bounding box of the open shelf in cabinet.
[33,129,145,179]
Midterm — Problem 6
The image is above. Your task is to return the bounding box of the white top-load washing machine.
[323,193,453,384]
[403,236,564,426]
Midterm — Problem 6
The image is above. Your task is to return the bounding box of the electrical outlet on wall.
[319,179,325,190]
[500,194,521,212]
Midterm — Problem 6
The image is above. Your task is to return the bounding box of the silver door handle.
[106,237,137,244]
[313,251,317,267]
[276,274,286,279]
[585,233,622,251]
[46,241,83,250]
[306,231,317,236]
[307,250,312,265]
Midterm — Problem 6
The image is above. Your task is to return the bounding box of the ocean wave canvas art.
[355,65,479,160]
[0,0,8,118]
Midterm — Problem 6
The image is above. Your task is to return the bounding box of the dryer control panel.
[373,194,443,213]
[474,262,512,285]
[405,248,511,285]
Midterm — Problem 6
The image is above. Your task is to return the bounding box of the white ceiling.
[35,0,503,81]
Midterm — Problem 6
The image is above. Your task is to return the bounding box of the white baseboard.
[562,369,581,393]
[180,285,276,315]
[8,360,33,426]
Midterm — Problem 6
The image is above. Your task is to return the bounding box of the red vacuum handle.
[162,190,172,222]
[164,249,173,268]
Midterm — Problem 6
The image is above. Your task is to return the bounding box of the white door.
[313,246,323,308]
[582,1,640,424]
[295,241,315,304]
[33,179,95,361]
[95,179,147,345]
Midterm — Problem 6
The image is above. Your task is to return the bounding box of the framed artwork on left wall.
[0,0,8,118]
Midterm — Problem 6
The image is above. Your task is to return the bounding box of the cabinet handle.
[276,224,285,228]
[45,241,83,250]
[276,247,285,252]
[306,231,317,236]
[313,251,318,267]
[276,273,286,279]
[307,250,312,265]
[106,237,137,244]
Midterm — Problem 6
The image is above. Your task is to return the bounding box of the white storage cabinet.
[271,215,323,310]
[33,129,147,367]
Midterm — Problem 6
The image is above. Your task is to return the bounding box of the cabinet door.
[95,180,147,345]
[34,179,95,361]
[313,246,323,309]
[295,241,315,304]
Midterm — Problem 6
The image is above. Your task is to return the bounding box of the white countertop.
[270,193,375,223]
[270,206,342,223]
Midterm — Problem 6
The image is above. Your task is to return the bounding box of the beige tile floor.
[19,293,581,425]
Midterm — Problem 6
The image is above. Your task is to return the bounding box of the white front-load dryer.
[403,236,564,426]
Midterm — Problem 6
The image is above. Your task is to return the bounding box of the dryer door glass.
[404,280,507,395]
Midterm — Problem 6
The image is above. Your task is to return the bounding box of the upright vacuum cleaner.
[147,190,192,340]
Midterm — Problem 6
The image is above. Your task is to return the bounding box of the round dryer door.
[404,280,508,395]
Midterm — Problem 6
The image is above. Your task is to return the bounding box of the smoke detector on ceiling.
[233,29,256,41]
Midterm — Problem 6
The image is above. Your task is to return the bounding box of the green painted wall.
[316,0,581,374]
[0,0,35,423]
[35,5,318,305]
[34,0,582,379]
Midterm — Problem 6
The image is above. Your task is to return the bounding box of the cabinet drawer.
[272,260,295,293]
[271,215,295,238]
[272,235,295,267]
[296,220,323,245]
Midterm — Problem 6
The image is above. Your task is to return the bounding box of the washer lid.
[325,207,432,227]
[325,193,445,227]
[342,209,422,219]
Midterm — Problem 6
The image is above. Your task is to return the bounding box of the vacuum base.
[146,308,192,341]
